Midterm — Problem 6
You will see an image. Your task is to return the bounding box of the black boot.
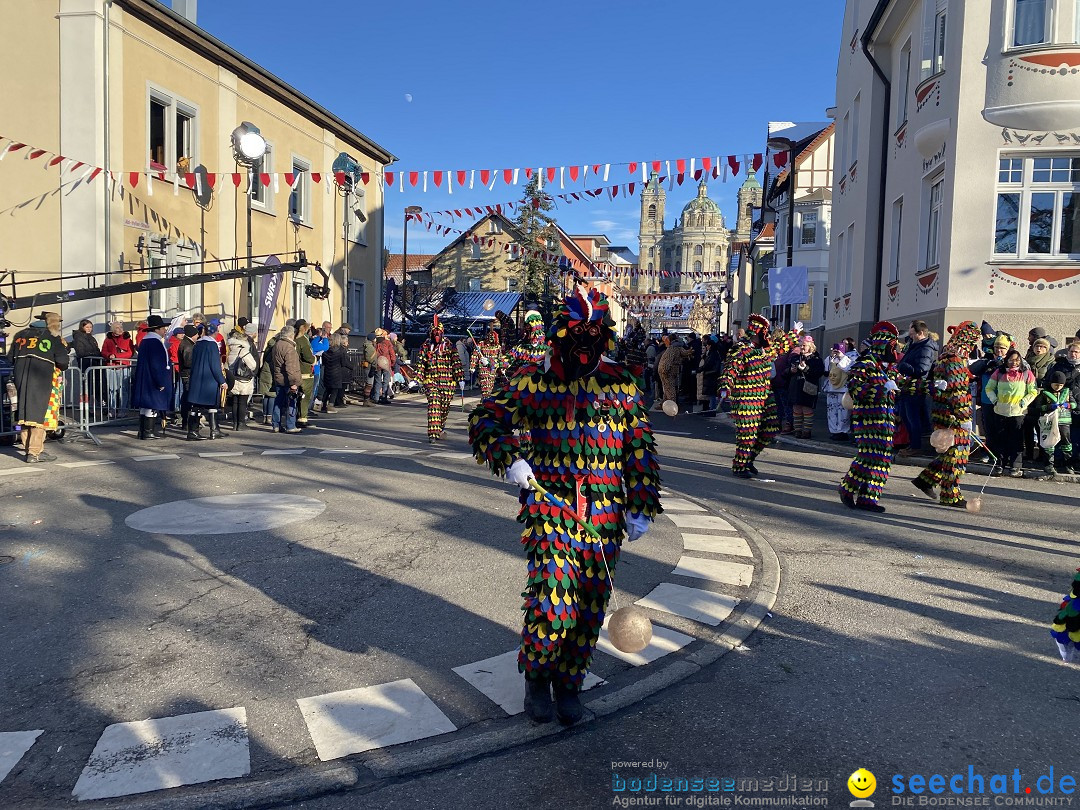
[523,676,554,723]
[186,412,205,441]
[552,681,584,725]
[137,415,150,440]
[233,399,243,431]
[207,410,222,440]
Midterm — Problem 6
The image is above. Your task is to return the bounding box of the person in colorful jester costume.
[470,323,508,398]
[911,320,983,508]
[1051,568,1080,664]
[413,316,464,443]
[507,309,548,376]
[716,314,800,479]
[838,321,907,513]
[468,286,662,725]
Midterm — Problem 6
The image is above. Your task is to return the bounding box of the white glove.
[506,459,534,491]
[793,322,804,334]
[960,420,973,432]
[934,379,948,391]
[884,380,899,393]
[459,380,466,391]
[626,512,651,542]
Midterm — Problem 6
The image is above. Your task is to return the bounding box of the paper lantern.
[965,496,983,513]
[841,392,853,411]
[662,400,679,417]
[930,428,955,453]
[607,606,653,653]
[376,355,391,371]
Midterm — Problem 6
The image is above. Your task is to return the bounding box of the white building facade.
[767,125,835,333]
[827,0,1080,347]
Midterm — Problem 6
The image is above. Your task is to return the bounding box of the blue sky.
[190,0,845,257]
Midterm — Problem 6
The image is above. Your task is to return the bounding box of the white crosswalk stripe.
[596,621,695,665]
[0,730,42,785]
[297,679,456,761]
[452,650,604,715]
[680,533,753,557]
[635,583,740,626]
[72,708,250,801]
[671,556,754,587]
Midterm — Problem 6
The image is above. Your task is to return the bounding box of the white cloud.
[592,219,618,230]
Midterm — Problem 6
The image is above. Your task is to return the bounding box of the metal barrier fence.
[59,362,139,446]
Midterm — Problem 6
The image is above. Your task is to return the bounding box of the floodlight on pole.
[231,122,267,165]
[232,121,266,319]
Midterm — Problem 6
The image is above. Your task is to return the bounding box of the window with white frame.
[801,211,818,246]
[468,278,482,291]
[250,143,272,210]
[841,111,851,173]
[488,219,501,233]
[921,1,948,78]
[343,180,367,245]
[994,154,1080,257]
[1012,0,1052,46]
[890,198,904,283]
[897,41,912,127]
[147,88,198,173]
[291,274,309,321]
[845,225,856,291]
[925,174,945,269]
[506,277,519,292]
[835,231,846,293]
[851,95,861,169]
[289,157,311,225]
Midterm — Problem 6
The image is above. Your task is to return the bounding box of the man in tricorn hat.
[9,311,69,462]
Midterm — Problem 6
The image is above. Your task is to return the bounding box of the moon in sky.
[404,93,413,102]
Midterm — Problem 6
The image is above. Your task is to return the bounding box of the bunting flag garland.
[0,133,764,197]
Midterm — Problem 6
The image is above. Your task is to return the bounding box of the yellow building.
[0,0,394,339]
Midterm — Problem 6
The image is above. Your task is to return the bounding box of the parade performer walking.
[838,321,904,512]
[9,311,69,463]
[469,286,662,725]
[1051,568,1080,663]
[911,320,983,508]
[716,314,800,478]
[414,316,464,443]
[507,310,547,375]
[471,324,507,398]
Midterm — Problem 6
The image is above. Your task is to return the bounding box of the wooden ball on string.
[607,606,653,653]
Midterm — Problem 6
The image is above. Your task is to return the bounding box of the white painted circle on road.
[125,494,326,535]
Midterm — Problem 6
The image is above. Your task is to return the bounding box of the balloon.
[376,355,391,371]
[404,93,413,102]
[841,392,854,411]
[965,496,983,513]
[662,400,679,417]
[607,606,653,653]
[482,298,495,311]
[930,428,955,452]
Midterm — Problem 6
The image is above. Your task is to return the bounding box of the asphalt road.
[276,410,1080,810]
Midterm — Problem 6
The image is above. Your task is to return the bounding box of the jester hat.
[548,286,615,349]
[747,314,770,338]
[944,320,982,358]
[867,320,899,359]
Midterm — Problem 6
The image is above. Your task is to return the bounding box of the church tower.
[736,168,763,240]
[638,172,665,293]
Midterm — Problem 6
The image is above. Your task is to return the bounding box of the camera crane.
[0,250,332,329]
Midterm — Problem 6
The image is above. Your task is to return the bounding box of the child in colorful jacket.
[985,348,1038,476]
[1030,370,1075,474]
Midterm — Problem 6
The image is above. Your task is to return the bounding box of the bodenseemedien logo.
[849,768,877,808]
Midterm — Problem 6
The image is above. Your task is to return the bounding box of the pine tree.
[511,175,560,315]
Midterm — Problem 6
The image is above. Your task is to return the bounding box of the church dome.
[680,180,723,227]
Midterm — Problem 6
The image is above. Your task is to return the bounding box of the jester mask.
[548,286,615,381]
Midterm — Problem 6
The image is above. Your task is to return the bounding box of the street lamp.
[403,205,422,333]
[231,122,267,319]
[767,135,796,330]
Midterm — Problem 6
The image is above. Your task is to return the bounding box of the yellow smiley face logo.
[848,769,877,798]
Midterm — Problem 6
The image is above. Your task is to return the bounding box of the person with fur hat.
[471,322,508,399]
[716,314,802,478]
[911,320,984,507]
[468,286,662,725]
[413,316,463,442]
[839,321,908,512]
[9,312,69,462]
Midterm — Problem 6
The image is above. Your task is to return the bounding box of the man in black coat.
[9,311,69,462]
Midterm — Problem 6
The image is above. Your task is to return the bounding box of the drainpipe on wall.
[103,0,112,321]
[860,8,892,326]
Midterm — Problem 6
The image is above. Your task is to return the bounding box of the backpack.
[231,347,255,382]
